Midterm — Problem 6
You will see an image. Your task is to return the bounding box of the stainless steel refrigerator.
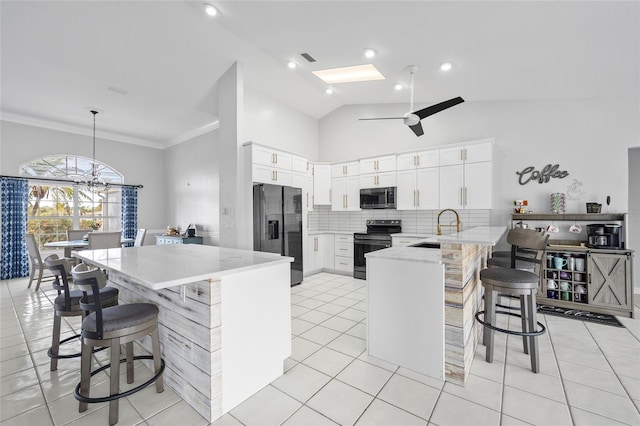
[253,183,303,286]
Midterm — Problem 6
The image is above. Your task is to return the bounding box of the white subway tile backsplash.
[308,208,490,234]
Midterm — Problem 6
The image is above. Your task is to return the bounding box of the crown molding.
[1,111,165,150]
[165,120,220,148]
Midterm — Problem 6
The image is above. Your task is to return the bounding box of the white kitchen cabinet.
[305,234,334,275]
[359,171,397,188]
[334,234,354,273]
[292,155,310,174]
[439,141,492,166]
[439,162,491,209]
[331,161,359,177]
[312,164,331,205]
[252,163,292,186]
[359,155,396,175]
[331,176,360,211]
[252,144,293,169]
[397,150,439,171]
[396,166,439,210]
[464,161,492,209]
[292,172,313,212]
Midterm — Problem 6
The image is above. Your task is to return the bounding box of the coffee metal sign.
[516,164,569,185]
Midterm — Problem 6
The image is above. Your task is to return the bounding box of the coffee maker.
[587,224,623,249]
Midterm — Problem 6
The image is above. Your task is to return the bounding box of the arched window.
[19,155,124,249]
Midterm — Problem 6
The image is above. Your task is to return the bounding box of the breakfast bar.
[73,244,293,423]
[367,226,508,386]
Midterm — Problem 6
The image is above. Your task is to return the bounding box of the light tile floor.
[1,272,639,425]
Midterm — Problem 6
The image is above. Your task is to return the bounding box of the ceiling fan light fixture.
[312,64,385,84]
[202,3,218,16]
[440,62,453,71]
[364,48,376,58]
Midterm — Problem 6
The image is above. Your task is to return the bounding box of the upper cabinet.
[397,150,439,171]
[439,141,493,166]
[359,155,396,175]
[359,155,397,188]
[439,140,493,209]
[252,144,293,170]
[247,143,304,187]
[311,164,331,206]
[331,161,360,177]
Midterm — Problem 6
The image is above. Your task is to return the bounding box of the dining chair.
[67,229,88,241]
[25,233,53,291]
[134,229,146,247]
[88,231,122,250]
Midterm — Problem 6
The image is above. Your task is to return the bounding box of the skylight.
[312,64,385,84]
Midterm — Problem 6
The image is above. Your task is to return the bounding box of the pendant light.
[81,110,110,192]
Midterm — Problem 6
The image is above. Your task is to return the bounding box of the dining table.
[44,238,135,258]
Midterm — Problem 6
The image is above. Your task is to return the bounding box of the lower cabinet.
[334,234,354,273]
[156,236,203,245]
[305,234,334,275]
[540,249,633,317]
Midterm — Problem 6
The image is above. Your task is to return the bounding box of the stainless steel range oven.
[353,219,401,280]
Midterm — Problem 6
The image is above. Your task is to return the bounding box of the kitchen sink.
[408,242,441,249]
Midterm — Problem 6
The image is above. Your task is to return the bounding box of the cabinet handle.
[416,155,420,166]
[340,248,347,251]
[306,193,309,207]
[417,189,420,206]
[413,156,416,166]
[275,170,278,181]
[340,262,347,266]
[459,187,463,205]
[275,153,278,164]
[413,190,416,207]
[464,187,467,205]
[312,165,315,176]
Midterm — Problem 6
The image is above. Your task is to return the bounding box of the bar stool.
[44,255,119,371]
[71,263,164,426]
[475,228,549,373]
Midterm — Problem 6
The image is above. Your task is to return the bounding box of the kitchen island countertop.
[73,244,293,290]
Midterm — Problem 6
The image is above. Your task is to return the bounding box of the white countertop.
[73,244,293,290]
[435,226,507,245]
[308,230,358,235]
[366,245,442,263]
[392,233,437,239]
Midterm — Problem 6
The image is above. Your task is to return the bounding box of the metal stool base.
[74,355,165,404]
[475,310,546,336]
[48,334,107,360]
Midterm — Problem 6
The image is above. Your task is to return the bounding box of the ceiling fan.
[359,66,464,137]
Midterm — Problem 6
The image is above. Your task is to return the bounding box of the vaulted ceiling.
[1,1,638,148]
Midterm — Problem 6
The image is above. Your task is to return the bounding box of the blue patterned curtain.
[121,186,138,241]
[1,177,30,279]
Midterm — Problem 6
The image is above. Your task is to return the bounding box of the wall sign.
[516,164,569,185]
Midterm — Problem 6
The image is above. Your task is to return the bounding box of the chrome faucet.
[437,209,461,235]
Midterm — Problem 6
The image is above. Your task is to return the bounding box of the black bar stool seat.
[44,255,119,371]
[71,263,164,426]
[475,228,549,373]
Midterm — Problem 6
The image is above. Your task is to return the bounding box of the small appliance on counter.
[586,223,624,249]
[186,223,197,237]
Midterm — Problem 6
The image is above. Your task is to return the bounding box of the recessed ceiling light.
[325,88,334,95]
[440,62,453,71]
[364,48,376,59]
[312,64,385,84]
[202,3,218,16]
[394,83,404,91]
[288,61,297,69]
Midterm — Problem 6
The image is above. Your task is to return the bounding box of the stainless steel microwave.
[360,187,397,209]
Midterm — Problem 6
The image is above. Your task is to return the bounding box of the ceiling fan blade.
[359,117,406,121]
[408,122,424,137]
[413,97,464,119]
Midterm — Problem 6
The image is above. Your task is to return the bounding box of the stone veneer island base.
[74,244,293,423]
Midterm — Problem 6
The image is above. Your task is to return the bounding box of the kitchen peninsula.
[366,226,507,386]
[73,244,293,423]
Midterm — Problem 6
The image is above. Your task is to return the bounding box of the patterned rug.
[538,304,624,327]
